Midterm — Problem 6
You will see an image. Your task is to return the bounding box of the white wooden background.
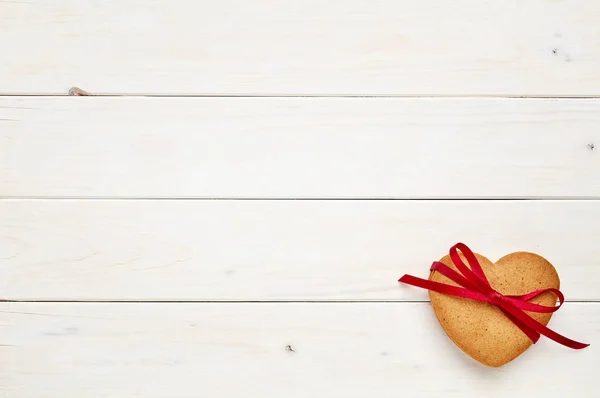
[1,1,599,397]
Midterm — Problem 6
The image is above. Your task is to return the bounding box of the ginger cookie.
[399,243,589,366]
[428,250,560,367]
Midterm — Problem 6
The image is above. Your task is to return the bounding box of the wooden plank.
[0,302,596,397]
[1,97,600,198]
[1,1,600,96]
[1,199,599,301]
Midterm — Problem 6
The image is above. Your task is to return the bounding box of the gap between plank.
[2,197,600,201]
[3,93,600,99]
[1,300,597,304]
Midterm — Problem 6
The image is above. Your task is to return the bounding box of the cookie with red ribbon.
[399,243,589,367]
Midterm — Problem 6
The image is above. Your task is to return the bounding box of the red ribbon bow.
[398,243,589,349]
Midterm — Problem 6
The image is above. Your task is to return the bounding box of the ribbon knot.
[398,243,589,349]
[489,290,505,306]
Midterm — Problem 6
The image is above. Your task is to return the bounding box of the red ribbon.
[398,243,589,349]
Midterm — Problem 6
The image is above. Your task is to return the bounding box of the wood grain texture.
[1,0,599,95]
[1,199,599,301]
[1,97,599,198]
[0,302,596,397]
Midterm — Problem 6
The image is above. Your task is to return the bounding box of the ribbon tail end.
[571,342,590,350]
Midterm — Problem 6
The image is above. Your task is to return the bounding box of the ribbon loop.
[398,243,589,350]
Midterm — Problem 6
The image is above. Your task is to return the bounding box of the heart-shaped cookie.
[428,250,560,367]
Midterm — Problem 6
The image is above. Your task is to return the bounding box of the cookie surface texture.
[429,251,560,367]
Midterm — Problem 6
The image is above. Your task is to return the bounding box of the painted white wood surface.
[2,199,599,301]
[1,1,600,95]
[2,1,599,394]
[2,97,599,198]
[0,303,596,397]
